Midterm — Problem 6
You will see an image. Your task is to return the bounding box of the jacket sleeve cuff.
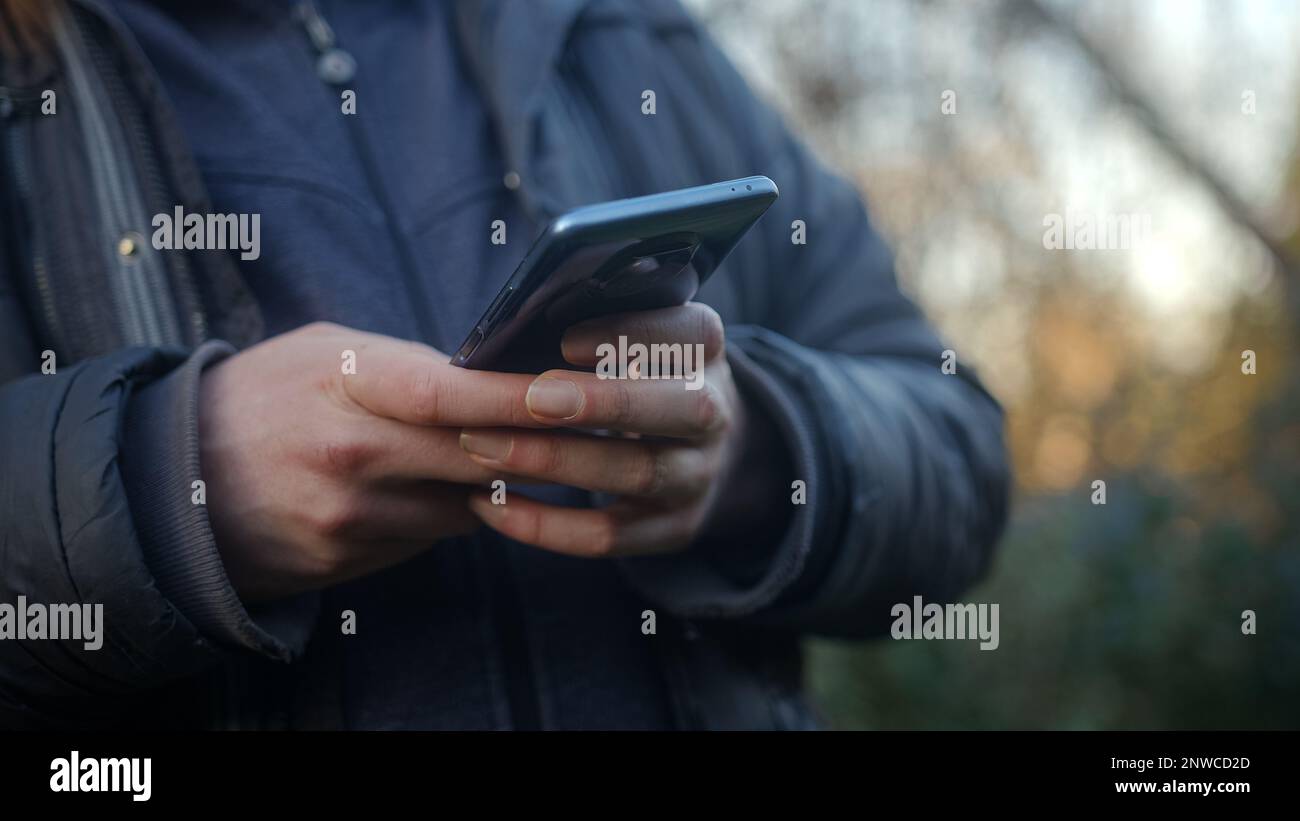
[616,325,836,620]
[120,340,317,661]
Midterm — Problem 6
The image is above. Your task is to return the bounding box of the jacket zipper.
[79,8,207,345]
[66,0,251,730]
[52,2,179,348]
[293,0,543,731]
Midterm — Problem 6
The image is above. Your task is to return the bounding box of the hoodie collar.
[69,0,593,218]
[453,0,590,219]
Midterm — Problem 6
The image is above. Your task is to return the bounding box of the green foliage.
[808,474,1300,729]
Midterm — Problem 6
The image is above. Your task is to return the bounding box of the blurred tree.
[689,0,1300,728]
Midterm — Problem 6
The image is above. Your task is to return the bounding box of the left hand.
[460,302,752,557]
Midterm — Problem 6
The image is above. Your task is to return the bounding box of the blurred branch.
[1021,0,1299,289]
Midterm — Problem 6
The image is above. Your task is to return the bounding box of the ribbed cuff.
[120,340,317,661]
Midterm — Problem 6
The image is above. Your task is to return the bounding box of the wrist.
[697,375,795,547]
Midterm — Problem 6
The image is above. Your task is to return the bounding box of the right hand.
[198,322,539,601]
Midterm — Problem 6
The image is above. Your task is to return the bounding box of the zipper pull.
[294,1,356,85]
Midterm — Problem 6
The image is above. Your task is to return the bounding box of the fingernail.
[526,377,584,419]
[460,430,512,461]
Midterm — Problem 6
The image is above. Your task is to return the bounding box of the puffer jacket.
[0,0,1010,729]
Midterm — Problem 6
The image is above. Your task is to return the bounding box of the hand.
[459,302,775,557]
[199,322,541,601]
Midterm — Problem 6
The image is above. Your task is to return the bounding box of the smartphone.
[452,176,778,373]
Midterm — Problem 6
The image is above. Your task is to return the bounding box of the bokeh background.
[690,0,1300,728]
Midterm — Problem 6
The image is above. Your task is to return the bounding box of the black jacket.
[0,0,1010,729]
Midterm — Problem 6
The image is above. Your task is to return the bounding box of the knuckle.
[684,449,715,494]
[498,388,528,428]
[661,447,702,495]
[583,516,618,557]
[408,366,441,421]
[695,384,725,433]
[695,304,725,352]
[302,320,343,337]
[315,436,369,476]
[313,495,364,540]
[608,381,635,427]
[632,448,668,496]
[508,506,544,546]
[533,437,566,475]
[306,542,348,577]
